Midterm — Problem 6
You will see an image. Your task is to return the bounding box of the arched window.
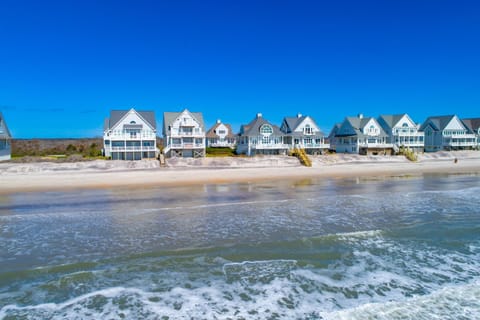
[130,121,136,124]
[402,123,409,127]
[260,124,273,135]
[304,124,313,135]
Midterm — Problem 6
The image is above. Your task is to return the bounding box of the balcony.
[208,142,237,148]
[358,142,394,148]
[169,143,205,149]
[106,134,156,140]
[252,143,289,150]
[108,146,157,152]
[294,143,330,149]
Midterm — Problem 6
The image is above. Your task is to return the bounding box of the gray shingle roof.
[328,123,341,139]
[336,116,388,138]
[378,114,407,129]
[105,109,156,131]
[240,114,282,136]
[163,109,205,136]
[462,118,480,133]
[419,115,458,132]
[281,115,324,137]
[0,112,12,139]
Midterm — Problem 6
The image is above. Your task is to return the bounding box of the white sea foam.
[322,281,480,320]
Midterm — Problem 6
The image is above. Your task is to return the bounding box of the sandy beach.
[0,151,479,194]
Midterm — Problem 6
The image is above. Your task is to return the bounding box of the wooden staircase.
[293,148,312,167]
[159,153,167,167]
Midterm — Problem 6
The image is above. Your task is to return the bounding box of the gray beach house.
[334,114,393,155]
[420,115,476,152]
[237,113,288,156]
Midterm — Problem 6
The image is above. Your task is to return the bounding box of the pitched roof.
[282,116,306,133]
[105,109,156,131]
[378,114,407,129]
[163,109,205,135]
[0,112,12,139]
[419,115,457,131]
[336,116,388,138]
[240,114,283,136]
[206,122,236,139]
[462,118,480,132]
[328,123,341,139]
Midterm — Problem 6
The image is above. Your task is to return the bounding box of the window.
[304,124,313,135]
[130,121,136,124]
[260,124,273,135]
[218,130,226,134]
[262,135,270,144]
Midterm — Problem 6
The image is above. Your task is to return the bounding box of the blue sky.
[1,0,479,138]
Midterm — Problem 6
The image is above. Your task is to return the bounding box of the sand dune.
[0,151,479,194]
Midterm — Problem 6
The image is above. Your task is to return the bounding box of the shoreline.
[0,152,479,194]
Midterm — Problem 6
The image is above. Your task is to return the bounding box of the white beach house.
[103,108,158,160]
[206,120,237,148]
[163,109,206,158]
[0,112,12,161]
[462,118,480,150]
[280,114,329,154]
[236,113,288,156]
[378,114,424,153]
[334,114,393,155]
[420,115,477,152]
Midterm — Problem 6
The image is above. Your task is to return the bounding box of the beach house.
[462,118,480,149]
[280,114,329,154]
[236,113,288,156]
[206,120,237,148]
[103,108,158,160]
[327,123,341,152]
[420,115,477,152]
[334,114,393,155]
[378,114,424,153]
[163,109,206,158]
[0,112,12,161]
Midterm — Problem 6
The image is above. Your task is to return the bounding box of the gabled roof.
[328,123,341,139]
[462,118,480,133]
[419,115,459,132]
[206,121,236,139]
[282,115,324,137]
[239,114,283,136]
[378,114,408,129]
[282,116,306,133]
[336,116,388,138]
[0,112,12,139]
[163,109,205,135]
[104,108,156,131]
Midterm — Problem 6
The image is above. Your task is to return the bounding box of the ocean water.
[0,174,479,319]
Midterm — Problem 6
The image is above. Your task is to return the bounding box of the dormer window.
[260,124,273,135]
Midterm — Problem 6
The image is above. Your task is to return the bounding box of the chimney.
[256,113,263,118]
[216,119,221,124]
[297,113,302,118]
[358,113,364,119]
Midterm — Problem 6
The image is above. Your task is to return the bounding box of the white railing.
[208,142,237,147]
[251,143,289,150]
[444,141,477,147]
[169,133,204,138]
[294,143,330,149]
[168,143,206,149]
[358,143,394,148]
[105,134,156,140]
[108,146,157,151]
